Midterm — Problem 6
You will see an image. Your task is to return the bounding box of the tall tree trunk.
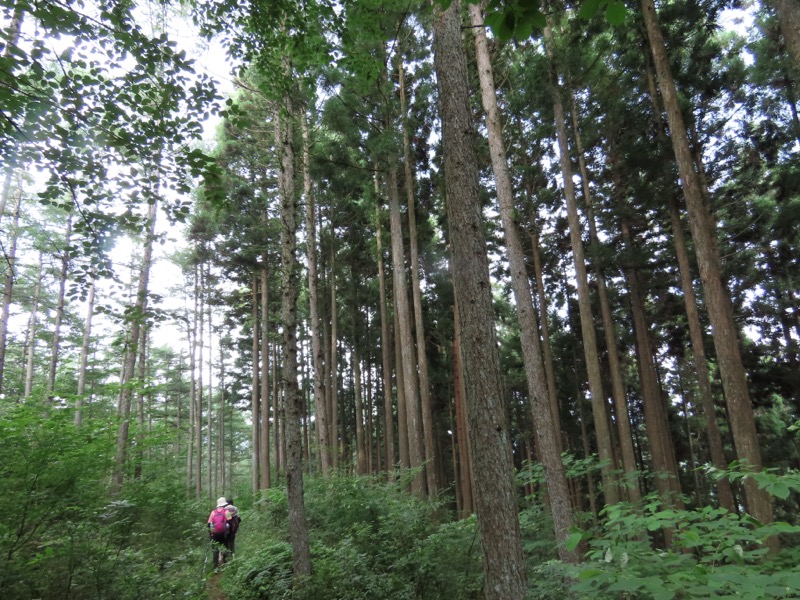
[668,198,735,511]
[195,260,204,498]
[375,174,396,474]
[187,313,196,493]
[387,164,425,496]
[453,300,473,518]
[544,22,619,505]
[775,0,800,71]
[620,219,683,510]
[527,219,561,440]
[352,292,368,475]
[0,177,22,394]
[572,96,640,502]
[274,345,284,476]
[251,273,261,494]
[641,0,775,533]
[641,50,735,512]
[399,60,438,496]
[260,262,271,489]
[394,308,410,470]
[469,3,577,561]
[206,279,214,497]
[113,199,157,493]
[0,6,22,222]
[432,1,527,595]
[277,102,312,578]
[134,324,149,480]
[330,243,339,469]
[303,112,330,474]
[46,212,73,405]
[74,281,96,426]
[24,252,43,399]
[219,344,227,493]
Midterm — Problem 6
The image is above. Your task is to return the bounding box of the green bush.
[569,488,800,599]
[223,473,485,600]
[0,404,214,600]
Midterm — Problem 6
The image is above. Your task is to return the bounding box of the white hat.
[216,497,227,507]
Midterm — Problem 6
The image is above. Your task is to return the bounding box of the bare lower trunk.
[24,253,44,399]
[303,114,330,474]
[453,300,473,518]
[0,178,22,394]
[620,219,683,511]
[573,99,640,502]
[277,101,311,578]
[668,198,735,511]
[75,282,96,426]
[260,262,270,489]
[394,308,410,470]
[113,199,157,493]
[375,174,396,474]
[544,22,619,505]
[46,212,73,404]
[641,0,774,535]
[470,3,577,561]
[350,290,367,475]
[251,273,260,494]
[776,0,800,72]
[399,60,438,495]
[195,260,204,498]
[527,222,561,440]
[387,164,425,496]
[432,1,527,595]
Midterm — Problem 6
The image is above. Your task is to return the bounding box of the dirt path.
[207,573,226,600]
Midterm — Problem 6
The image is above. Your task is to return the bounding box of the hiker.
[225,497,241,554]
[207,496,234,569]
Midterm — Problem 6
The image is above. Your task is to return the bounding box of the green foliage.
[222,473,483,599]
[570,478,800,599]
[0,403,212,600]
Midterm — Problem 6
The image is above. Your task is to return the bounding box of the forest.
[1,0,799,598]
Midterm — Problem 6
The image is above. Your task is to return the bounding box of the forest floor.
[207,573,226,600]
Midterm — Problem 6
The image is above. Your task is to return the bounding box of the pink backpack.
[209,507,228,536]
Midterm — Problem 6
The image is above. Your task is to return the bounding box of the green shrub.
[569,488,800,599]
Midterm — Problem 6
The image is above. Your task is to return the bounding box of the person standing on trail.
[225,498,241,555]
[207,497,234,569]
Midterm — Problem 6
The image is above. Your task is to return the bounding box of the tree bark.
[46,212,73,405]
[394,307,410,471]
[544,22,619,505]
[330,242,339,469]
[527,221,561,441]
[24,252,43,400]
[453,300,473,518]
[0,177,22,394]
[387,164,425,495]
[668,198,735,511]
[432,1,527,595]
[469,3,577,561]
[303,112,330,474]
[571,96,640,502]
[260,262,271,489]
[251,272,261,494]
[775,0,800,72]
[277,102,312,577]
[620,219,683,510]
[375,173,396,474]
[113,199,157,493]
[641,0,774,533]
[74,281,96,426]
[194,259,203,498]
[399,59,438,496]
